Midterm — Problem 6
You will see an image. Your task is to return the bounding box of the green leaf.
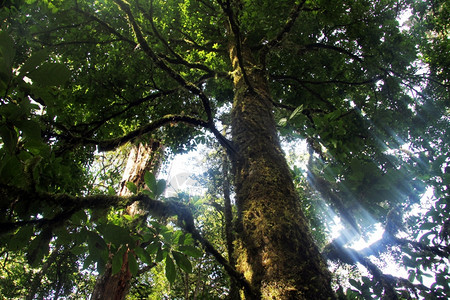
[278,117,287,127]
[361,276,371,285]
[27,228,52,267]
[165,255,176,283]
[96,223,133,247]
[0,155,23,184]
[70,210,88,225]
[112,247,126,275]
[0,125,18,153]
[183,233,195,246]
[15,120,41,142]
[289,104,303,120]
[349,278,361,289]
[128,253,139,276]
[155,247,166,262]
[141,189,155,198]
[178,245,203,258]
[8,225,33,251]
[147,241,161,255]
[0,31,15,70]
[134,246,153,265]
[419,222,435,230]
[172,250,192,273]
[19,50,48,76]
[27,62,70,86]
[126,181,137,194]
[87,231,108,263]
[144,171,157,194]
[156,179,166,197]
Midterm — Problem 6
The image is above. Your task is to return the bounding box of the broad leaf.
[126,181,137,194]
[172,250,192,274]
[156,179,166,197]
[96,223,133,247]
[178,245,203,258]
[128,253,139,276]
[19,50,49,76]
[144,171,157,194]
[165,255,176,283]
[0,31,15,71]
[134,246,153,265]
[112,247,126,275]
[27,62,70,86]
[15,120,41,142]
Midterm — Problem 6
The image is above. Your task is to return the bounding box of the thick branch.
[1,183,253,295]
[217,0,253,91]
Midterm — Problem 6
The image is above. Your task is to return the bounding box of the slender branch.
[272,74,383,86]
[114,0,213,123]
[323,240,441,298]
[74,7,137,47]
[304,43,364,62]
[83,89,175,135]
[35,39,125,47]
[85,115,209,151]
[135,0,215,75]
[177,206,256,297]
[273,75,336,110]
[259,0,306,61]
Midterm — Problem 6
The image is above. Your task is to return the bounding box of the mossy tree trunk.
[91,141,162,300]
[229,42,335,299]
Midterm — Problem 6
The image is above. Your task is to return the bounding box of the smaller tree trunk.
[91,141,163,300]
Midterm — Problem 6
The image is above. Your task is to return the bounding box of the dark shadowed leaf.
[165,255,176,283]
[172,250,192,273]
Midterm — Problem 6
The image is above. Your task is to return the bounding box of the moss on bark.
[229,43,335,299]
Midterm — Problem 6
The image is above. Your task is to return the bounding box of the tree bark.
[229,42,335,299]
[91,141,163,300]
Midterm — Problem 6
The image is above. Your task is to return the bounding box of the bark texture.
[229,43,334,299]
[91,141,162,300]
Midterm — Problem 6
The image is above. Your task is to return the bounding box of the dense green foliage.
[0,0,448,298]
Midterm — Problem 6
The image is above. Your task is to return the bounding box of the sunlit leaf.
[126,181,137,194]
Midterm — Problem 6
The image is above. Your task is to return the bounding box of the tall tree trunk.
[229,43,335,299]
[91,141,163,300]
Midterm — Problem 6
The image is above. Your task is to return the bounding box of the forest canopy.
[0,0,449,299]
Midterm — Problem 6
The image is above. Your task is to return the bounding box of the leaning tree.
[0,0,449,299]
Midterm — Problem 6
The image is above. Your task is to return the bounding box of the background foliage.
[0,0,449,298]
